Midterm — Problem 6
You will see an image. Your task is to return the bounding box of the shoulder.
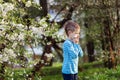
[63,40,73,49]
[63,39,72,46]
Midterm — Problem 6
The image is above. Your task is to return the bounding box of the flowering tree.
[0,0,62,79]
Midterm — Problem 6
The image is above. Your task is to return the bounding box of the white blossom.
[32,27,44,35]
[3,3,14,11]
[9,33,18,41]
[2,52,9,62]
[8,49,16,58]
[18,32,25,41]
[1,3,14,17]
[17,24,24,28]
[6,34,10,39]
[11,22,25,32]
[45,53,54,58]
[25,1,32,7]
[0,54,2,58]
[12,42,18,48]
[0,19,6,24]
[8,49,14,54]
[39,18,48,27]
[4,48,16,58]
[43,24,48,27]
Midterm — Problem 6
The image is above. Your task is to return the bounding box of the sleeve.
[78,45,84,57]
[63,41,78,59]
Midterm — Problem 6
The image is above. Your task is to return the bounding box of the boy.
[62,20,83,80]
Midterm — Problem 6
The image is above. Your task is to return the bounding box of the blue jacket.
[62,39,83,74]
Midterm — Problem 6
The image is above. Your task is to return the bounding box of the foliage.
[0,0,61,66]
[0,0,63,79]
[0,0,37,63]
[4,67,31,80]
[1,62,120,80]
[79,66,120,80]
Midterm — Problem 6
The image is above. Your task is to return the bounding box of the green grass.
[41,62,120,80]
[41,74,62,80]
[41,62,62,80]
[2,62,120,80]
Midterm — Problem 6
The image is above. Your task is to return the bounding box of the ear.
[68,30,72,35]
[67,31,70,34]
[67,31,71,37]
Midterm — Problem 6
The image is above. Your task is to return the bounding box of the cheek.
[75,34,80,38]
[74,34,79,37]
[74,37,79,41]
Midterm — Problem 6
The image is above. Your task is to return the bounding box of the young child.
[62,20,83,80]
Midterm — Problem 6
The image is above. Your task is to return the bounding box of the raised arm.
[78,45,83,57]
[63,40,78,59]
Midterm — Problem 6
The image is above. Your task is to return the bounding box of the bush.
[4,67,31,80]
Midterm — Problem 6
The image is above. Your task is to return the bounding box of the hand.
[69,32,80,44]
[71,34,79,44]
[72,37,79,44]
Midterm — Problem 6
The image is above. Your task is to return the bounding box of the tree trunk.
[39,0,48,17]
[27,45,52,79]
[87,40,95,62]
[103,19,116,69]
[29,44,36,60]
[85,22,95,62]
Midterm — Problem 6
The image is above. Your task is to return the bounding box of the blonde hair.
[63,20,80,36]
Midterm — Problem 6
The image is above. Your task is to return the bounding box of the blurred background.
[0,0,120,80]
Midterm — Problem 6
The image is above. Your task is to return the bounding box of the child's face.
[68,29,80,43]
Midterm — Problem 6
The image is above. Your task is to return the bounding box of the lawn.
[41,62,120,80]
[3,62,120,80]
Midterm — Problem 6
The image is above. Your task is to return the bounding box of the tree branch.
[39,0,48,17]
[52,4,67,22]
